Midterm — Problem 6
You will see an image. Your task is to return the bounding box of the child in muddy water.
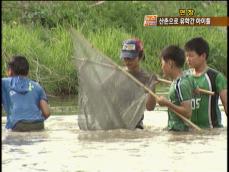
[2,55,50,131]
[184,37,227,128]
[157,45,197,131]
[77,38,158,130]
[120,38,157,129]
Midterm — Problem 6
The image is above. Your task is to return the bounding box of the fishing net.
[71,29,156,130]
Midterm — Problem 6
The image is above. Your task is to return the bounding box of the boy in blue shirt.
[2,55,50,131]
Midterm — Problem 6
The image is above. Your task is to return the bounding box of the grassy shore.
[2,1,227,96]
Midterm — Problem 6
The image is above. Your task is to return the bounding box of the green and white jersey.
[167,74,196,131]
[185,67,227,128]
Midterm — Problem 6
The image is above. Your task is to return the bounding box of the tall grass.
[134,26,227,75]
[2,1,227,96]
[2,24,77,96]
[87,27,132,65]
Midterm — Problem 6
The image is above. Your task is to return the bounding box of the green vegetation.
[2,1,227,96]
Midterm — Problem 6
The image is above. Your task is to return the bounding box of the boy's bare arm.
[146,76,158,111]
[146,94,156,111]
[39,100,51,119]
[157,96,192,118]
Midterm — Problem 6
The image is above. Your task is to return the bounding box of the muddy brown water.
[2,111,227,172]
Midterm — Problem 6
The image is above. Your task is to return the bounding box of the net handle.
[157,78,214,96]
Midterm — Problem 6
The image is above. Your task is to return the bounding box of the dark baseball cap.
[120,39,144,59]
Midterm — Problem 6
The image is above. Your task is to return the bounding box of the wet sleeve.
[148,74,157,91]
[1,79,6,105]
[179,79,192,102]
[1,78,10,115]
[215,73,227,92]
[39,86,48,102]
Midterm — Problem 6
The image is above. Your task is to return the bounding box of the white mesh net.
[71,29,156,130]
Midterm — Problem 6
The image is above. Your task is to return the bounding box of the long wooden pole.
[157,78,214,96]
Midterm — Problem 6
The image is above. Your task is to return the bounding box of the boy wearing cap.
[120,39,157,129]
[2,55,50,131]
[184,37,227,128]
[157,45,196,131]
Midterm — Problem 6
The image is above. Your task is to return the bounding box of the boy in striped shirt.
[157,45,196,131]
[184,37,227,128]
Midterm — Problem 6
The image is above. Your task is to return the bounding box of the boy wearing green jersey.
[184,37,227,128]
[157,45,196,131]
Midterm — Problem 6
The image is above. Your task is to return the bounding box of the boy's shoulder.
[178,73,196,88]
[182,68,194,76]
[29,79,43,88]
[183,67,223,77]
[2,77,11,88]
[205,67,224,77]
[2,77,12,81]
[139,69,156,78]
[138,69,157,89]
[30,79,39,84]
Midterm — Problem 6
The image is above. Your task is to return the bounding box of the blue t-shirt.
[2,76,48,129]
